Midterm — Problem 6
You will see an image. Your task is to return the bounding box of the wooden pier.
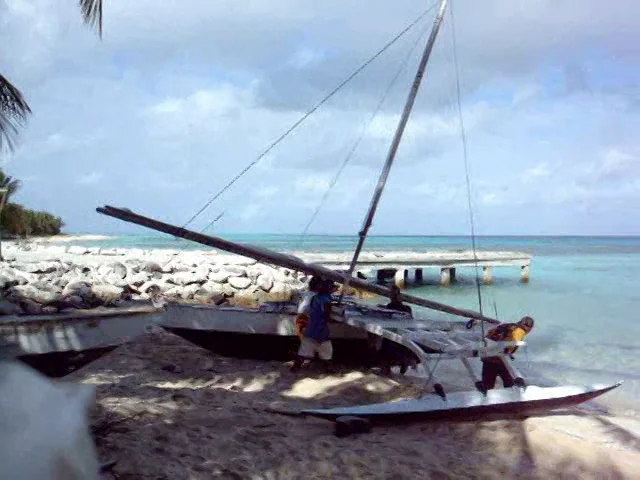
[296,250,531,288]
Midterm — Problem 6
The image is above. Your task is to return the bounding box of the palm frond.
[0,74,32,154]
[6,177,21,198]
[0,169,22,201]
[79,0,103,38]
[1,2,103,154]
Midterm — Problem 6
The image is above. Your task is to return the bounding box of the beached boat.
[98,0,621,418]
[100,209,624,416]
[162,301,377,364]
[162,299,474,368]
[0,303,165,377]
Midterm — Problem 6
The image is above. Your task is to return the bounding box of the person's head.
[322,279,337,295]
[390,285,401,301]
[308,276,323,292]
[518,316,535,333]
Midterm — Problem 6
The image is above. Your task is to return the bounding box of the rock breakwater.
[0,243,316,315]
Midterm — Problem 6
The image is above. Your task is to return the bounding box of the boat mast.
[340,0,449,300]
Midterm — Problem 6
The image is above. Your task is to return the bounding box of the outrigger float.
[94,0,621,419]
[302,383,624,423]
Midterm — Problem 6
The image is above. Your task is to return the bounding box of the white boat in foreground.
[0,303,165,376]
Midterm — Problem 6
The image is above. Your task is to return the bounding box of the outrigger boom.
[96,205,499,325]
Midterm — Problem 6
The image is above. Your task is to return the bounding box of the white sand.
[65,330,639,479]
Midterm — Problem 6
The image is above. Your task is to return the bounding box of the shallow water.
[65,234,640,413]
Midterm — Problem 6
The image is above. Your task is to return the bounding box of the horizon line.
[63,232,640,239]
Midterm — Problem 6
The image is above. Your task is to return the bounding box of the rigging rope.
[179,3,440,232]
[157,9,438,271]
[295,16,434,250]
[161,211,225,270]
[199,209,226,236]
[449,2,486,331]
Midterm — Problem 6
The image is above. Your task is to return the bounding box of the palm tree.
[0,0,103,154]
[0,169,21,202]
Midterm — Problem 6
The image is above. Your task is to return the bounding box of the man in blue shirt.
[291,279,334,372]
[294,276,322,340]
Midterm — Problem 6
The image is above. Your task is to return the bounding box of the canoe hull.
[0,305,165,377]
[162,326,405,366]
[162,303,422,367]
[17,346,119,377]
[302,382,623,422]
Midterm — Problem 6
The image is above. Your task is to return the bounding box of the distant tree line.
[0,169,64,237]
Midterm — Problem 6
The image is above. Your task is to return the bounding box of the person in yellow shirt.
[481,316,534,390]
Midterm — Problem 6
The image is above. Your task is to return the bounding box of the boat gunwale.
[0,305,164,329]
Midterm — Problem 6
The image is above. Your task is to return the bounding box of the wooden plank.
[96,205,500,325]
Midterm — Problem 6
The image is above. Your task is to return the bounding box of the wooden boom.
[96,205,500,325]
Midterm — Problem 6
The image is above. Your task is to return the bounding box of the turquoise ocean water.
[71,234,640,414]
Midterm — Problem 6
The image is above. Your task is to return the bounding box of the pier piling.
[483,266,493,285]
[307,251,531,289]
[415,268,424,284]
[440,268,451,287]
[521,265,530,283]
[395,269,408,289]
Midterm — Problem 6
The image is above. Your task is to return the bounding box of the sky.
[1,0,639,236]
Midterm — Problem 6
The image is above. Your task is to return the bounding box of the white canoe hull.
[302,382,623,422]
[0,304,165,376]
[161,302,477,365]
[162,302,383,363]
[163,302,472,339]
[163,302,369,339]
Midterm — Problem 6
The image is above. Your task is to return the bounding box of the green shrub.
[1,203,64,237]
[0,169,64,237]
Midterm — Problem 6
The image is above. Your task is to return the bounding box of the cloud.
[580,149,639,184]
[76,172,103,185]
[521,162,552,184]
[147,84,253,121]
[252,186,280,198]
[410,181,464,204]
[1,0,638,234]
[293,174,331,195]
[10,132,104,161]
[288,46,327,70]
[238,203,261,223]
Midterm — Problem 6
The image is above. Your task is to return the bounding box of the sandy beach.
[65,329,640,480]
[11,234,114,244]
[2,239,639,478]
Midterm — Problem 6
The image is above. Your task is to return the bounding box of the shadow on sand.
[61,330,635,480]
